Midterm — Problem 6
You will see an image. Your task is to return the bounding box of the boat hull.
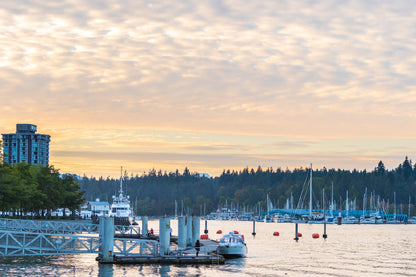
[218,245,247,258]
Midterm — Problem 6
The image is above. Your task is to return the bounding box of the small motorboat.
[217,232,247,258]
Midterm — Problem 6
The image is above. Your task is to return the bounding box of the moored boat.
[217,232,247,258]
[109,167,133,221]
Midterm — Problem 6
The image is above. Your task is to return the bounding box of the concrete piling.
[186,216,192,246]
[178,216,187,248]
[159,217,171,255]
[142,216,148,236]
[101,217,115,262]
[192,216,200,246]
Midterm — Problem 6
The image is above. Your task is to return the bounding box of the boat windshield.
[220,235,244,243]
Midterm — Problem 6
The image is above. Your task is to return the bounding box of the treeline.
[80,157,416,216]
[0,163,85,217]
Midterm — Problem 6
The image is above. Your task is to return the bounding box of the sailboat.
[343,190,358,224]
[307,164,325,223]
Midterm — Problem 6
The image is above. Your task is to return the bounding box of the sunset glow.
[1,1,415,178]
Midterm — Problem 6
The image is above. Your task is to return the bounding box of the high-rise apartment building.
[1,124,50,166]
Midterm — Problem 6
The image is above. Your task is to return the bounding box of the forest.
[79,157,416,217]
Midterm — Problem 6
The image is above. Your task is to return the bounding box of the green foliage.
[0,139,3,166]
[0,163,85,216]
[79,157,416,216]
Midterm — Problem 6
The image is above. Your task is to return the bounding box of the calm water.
[1,220,416,276]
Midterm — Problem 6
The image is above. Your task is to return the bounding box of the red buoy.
[200,234,209,240]
[297,232,302,237]
[273,231,280,236]
[216,230,222,234]
[312,233,319,239]
[233,230,239,234]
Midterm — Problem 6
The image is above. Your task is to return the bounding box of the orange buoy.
[200,234,209,240]
[312,233,319,239]
[233,230,239,234]
[273,231,280,236]
[297,232,302,237]
[216,230,222,234]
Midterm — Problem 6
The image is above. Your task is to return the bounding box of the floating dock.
[103,254,225,264]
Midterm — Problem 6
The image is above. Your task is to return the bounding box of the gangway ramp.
[0,229,158,257]
[0,218,140,235]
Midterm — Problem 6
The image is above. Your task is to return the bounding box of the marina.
[1,219,416,276]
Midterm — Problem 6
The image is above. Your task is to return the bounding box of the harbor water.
[1,220,416,276]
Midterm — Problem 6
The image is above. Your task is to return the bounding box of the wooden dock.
[97,238,224,265]
[110,254,225,264]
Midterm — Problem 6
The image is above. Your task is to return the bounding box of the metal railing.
[0,218,140,235]
[0,229,158,257]
[0,218,98,234]
[0,230,100,256]
[113,238,159,256]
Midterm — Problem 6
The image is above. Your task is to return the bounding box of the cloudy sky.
[1,1,415,178]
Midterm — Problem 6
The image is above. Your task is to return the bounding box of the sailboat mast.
[120,166,123,194]
[331,181,334,216]
[346,190,349,218]
[309,163,312,217]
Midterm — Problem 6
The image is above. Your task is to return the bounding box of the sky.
[1,1,416,178]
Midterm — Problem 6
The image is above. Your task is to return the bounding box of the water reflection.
[159,265,171,277]
[98,263,113,277]
[220,258,246,274]
[2,222,416,276]
[0,256,77,276]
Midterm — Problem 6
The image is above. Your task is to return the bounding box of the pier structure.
[0,217,157,257]
[0,216,224,264]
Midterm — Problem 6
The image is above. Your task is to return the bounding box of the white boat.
[217,232,247,258]
[408,216,416,224]
[342,216,358,224]
[109,167,132,218]
[360,213,384,224]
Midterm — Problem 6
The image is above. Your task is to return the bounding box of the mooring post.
[101,217,115,263]
[99,217,105,253]
[178,216,187,249]
[192,216,200,246]
[294,223,299,242]
[252,220,256,237]
[142,216,148,237]
[159,217,170,256]
[186,216,192,246]
[323,220,328,239]
[204,220,208,234]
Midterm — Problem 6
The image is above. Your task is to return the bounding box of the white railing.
[0,229,158,257]
[113,239,159,256]
[0,218,98,234]
[0,218,140,235]
[0,230,100,256]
